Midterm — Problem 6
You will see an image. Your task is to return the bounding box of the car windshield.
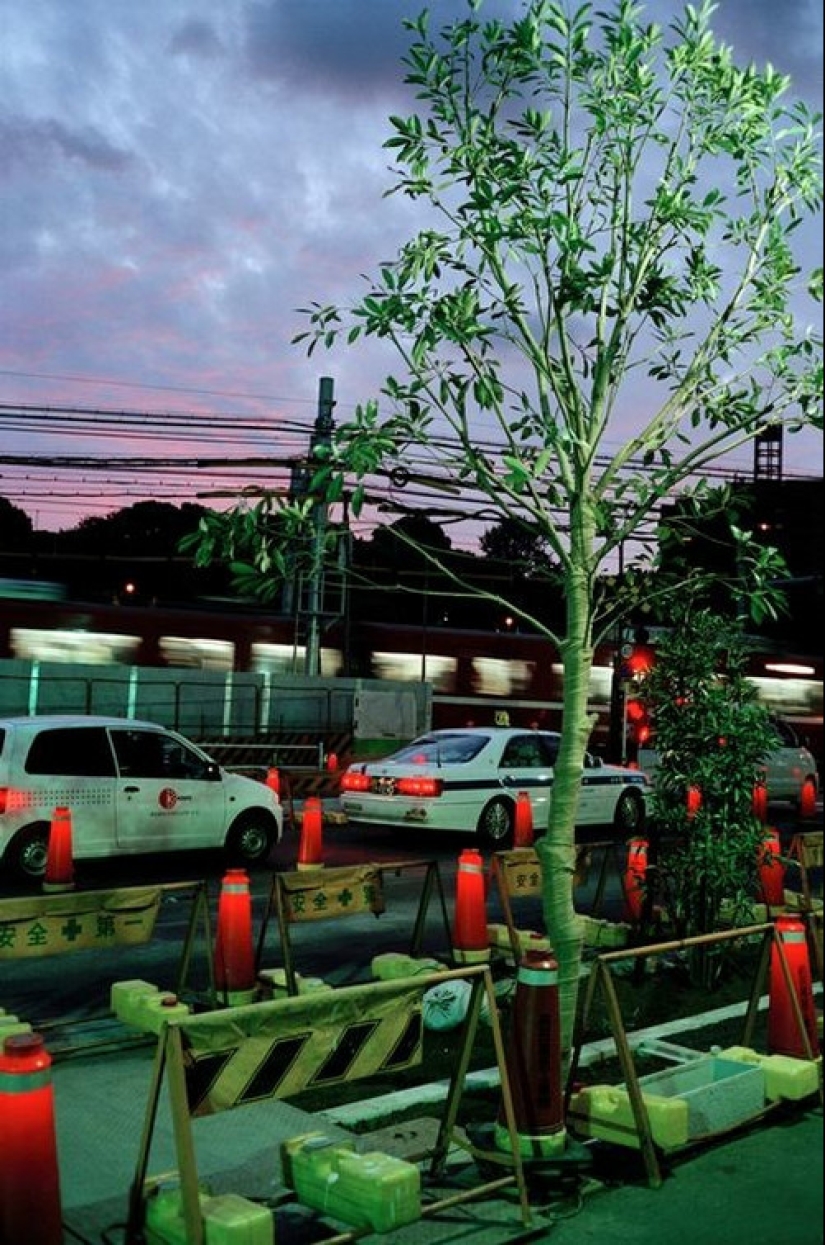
[388,734,491,765]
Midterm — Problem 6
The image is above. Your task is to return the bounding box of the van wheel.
[8,824,50,881]
[224,812,275,866]
[476,798,514,849]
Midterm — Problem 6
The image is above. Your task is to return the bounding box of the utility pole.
[305,377,335,676]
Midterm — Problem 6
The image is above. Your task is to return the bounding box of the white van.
[0,715,283,880]
[638,717,819,808]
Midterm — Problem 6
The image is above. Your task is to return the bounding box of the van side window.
[25,727,116,777]
[112,729,210,780]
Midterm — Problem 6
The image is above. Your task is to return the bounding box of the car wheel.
[613,790,644,836]
[224,812,276,867]
[477,798,514,849]
[7,824,51,881]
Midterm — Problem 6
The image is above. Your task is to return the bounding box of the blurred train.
[0,581,821,765]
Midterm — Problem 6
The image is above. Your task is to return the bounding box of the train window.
[749,676,823,716]
[11,627,141,664]
[551,661,613,704]
[251,643,343,677]
[371,651,456,691]
[471,657,534,697]
[159,636,234,671]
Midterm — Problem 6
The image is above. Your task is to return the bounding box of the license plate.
[370,776,397,796]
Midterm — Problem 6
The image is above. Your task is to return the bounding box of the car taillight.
[396,776,443,798]
[0,787,6,814]
[341,772,371,793]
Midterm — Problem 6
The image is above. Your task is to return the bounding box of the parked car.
[0,715,283,880]
[637,717,819,808]
[339,727,649,847]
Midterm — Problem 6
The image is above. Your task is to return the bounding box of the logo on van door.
[159,788,178,810]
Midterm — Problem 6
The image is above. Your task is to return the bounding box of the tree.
[0,497,35,551]
[479,516,555,579]
[640,609,778,985]
[190,0,822,1051]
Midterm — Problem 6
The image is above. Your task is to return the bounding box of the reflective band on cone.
[768,915,818,1059]
[297,797,324,870]
[452,849,489,965]
[214,869,257,1006]
[495,949,566,1159]
[43,805,75,893]
[0,1033,63,1244]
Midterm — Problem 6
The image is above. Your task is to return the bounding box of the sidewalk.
[49,1014,822,1245]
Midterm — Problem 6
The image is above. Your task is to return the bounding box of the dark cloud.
[707,0,823,99]
[0,116,132,171]
[169,19,225,60]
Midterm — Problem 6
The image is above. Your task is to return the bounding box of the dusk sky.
[1,0,822,540]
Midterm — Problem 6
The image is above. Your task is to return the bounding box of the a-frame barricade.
[565,922,823,1189]
[0,880,215,1049]
[785,830,824,981]
[255,859,453,994]
[125,965,533,1243]
[489,843,608,962]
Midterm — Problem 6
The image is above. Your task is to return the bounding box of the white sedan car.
[339,727,649,847]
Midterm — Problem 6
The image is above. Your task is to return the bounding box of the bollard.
[43,805,75,893]
[494,949,566,1159]
[214,869,257,1006]
[452,848,489,964]
[0,1033,63,1244]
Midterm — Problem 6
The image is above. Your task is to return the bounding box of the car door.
[498,733,555,825]
[110,727,225,853]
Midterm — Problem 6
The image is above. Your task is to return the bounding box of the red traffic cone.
[0,1033,63,1244]
[514,792,534,848]
[752,781,768,823]
[767,915,818,1059]
[494,949,566,1159]
[452,848,489,964]
[43,805,75,893]
[800,778,817,819]
[326,752,339,773]
[297,796,324,870]
[622,836,648,924]
[214,869,257,1006]
[265,767,281,796]
[758,828,785,908]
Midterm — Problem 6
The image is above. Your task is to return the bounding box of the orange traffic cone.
[758,828,784,908]
[297,796,324,870]
[0,1033,63,1244]
[767,915,818,1059]
[494,949,566,1159]
[513,792,534,848]
[752,781,768,823]
[214,869,257,1006]
[800,779,817,819]
[622,837,648,923]
[265,767,281,796]
[326,752,339,773]
[43,805,75,893]
[452,848,489,965]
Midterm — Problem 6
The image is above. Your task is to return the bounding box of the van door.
[22,725,118,859]
[110,727,225,854]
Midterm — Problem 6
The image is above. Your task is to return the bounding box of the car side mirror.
[584,753,602,770]
[205,762,222,781]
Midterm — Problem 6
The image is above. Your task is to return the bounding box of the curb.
[322,986,822,1129]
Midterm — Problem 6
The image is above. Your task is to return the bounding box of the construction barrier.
[489,842,608,962]
[565,921,823,1188]
[126,966,534,1244]
[255,860,453,995]
[0,882,215,1049]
